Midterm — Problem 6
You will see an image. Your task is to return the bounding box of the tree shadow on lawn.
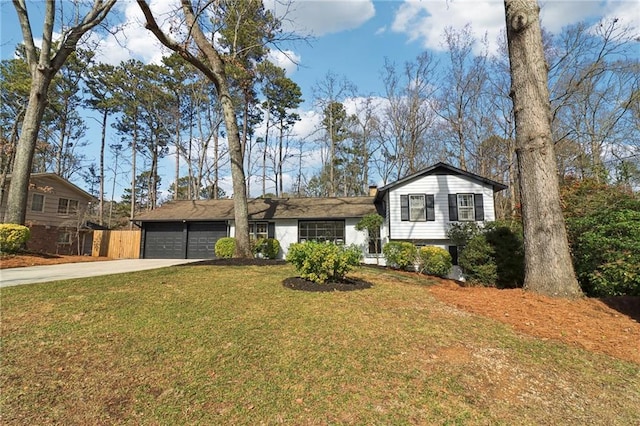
[600,296,640,323]
[178,258,287,267]
[282,276,373,292]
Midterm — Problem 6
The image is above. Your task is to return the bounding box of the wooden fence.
[92,230,141,259]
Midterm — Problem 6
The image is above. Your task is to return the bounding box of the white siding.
[229,218,368,260]
[387,174,496,240]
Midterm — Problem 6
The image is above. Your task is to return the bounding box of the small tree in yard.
[355,213,383,264]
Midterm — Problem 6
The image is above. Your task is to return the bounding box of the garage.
[142,221,227,259]
[186,222,227,258]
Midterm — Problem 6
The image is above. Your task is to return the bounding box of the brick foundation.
[26,225,93,255]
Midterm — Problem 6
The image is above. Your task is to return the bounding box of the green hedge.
[382,241,417,270]
[0,224,30,254]
[418,246,452,277]
[286,241,362,284]
[214,237,236,258]
[253,238,280,259]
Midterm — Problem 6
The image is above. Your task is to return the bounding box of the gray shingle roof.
[133,197,377,222]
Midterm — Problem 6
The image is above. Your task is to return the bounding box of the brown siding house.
[1,174,98,255]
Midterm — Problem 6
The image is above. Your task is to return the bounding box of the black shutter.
[448,246,458,266]
[474,194,484,221]
[426,194,435,221]
[268,222,275,239]
[400,195,409,221]
[448,194,458,221]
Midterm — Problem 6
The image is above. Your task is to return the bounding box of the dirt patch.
[0,252,110,269]
[283,276,373,292]
[426,277,640,364]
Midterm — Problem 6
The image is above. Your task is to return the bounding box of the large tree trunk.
[5,74,51,224]
[504,0,582,298]
[6,0,116,225]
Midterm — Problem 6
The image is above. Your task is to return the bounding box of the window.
[401,194,435,222]
[57,198,79,215]
[57,232,71,244]
[249,222,268,241]
[457,194,475,221]
[31,194,45,212]
[367,226,382,254]
[299,220,345,244]
[409,195,426,221]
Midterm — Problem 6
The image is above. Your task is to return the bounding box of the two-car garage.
[141,221,228,259]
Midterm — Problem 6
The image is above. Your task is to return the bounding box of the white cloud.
[265,0,376,36]
[267,49,301,75]
[391,0,639,55]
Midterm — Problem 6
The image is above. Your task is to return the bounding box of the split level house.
[133,162,507,265]
[0,173,98,255]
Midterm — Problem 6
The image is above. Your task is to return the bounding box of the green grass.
[1,264,639,425]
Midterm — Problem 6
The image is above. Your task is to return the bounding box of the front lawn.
[1,264,638,425]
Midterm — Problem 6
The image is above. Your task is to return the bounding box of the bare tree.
[4,0,117,224]
[504,0,582,298]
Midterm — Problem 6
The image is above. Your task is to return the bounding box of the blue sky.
[1,1,638,198]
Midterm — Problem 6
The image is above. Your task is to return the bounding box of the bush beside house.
[0,224,31,253]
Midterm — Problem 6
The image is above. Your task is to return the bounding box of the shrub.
[446,222,483,247]
[458,225,524,288]
[286,241,362,284]
[214,237,236,258]
[382,241,417,270]
[459,234,497,286]
[0,224,30,254]
[568,208,640,296]
[253,238,280,259]
[561,178,640,296]
[418,246,452,277]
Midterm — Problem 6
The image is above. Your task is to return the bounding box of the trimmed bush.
[253,238,280,259]
[418,246,452,277]
[0,224,30,253]
[382,241,417,270]
[286,241,362,284]
[459,235,497,286]
[214,237,236,258]
[568,208,640,296]
[458,225,524,288]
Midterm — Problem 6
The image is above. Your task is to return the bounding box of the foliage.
[458,225,524,288]
[383,241,417,270]
[568,208,640,297]
[0,224,30,253]
[286,241,362,284]
[355,213,383,253]
[446,222,483,247]
[253,238,280,259]
[215,237,236,259]
[417,246,452,277]
[562,178,640,296]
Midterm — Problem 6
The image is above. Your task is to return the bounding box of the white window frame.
[249,222,268,241]
[457,194,475,221]
[409,194,426,221]
[31,193,45,212]
[57,198,79,215]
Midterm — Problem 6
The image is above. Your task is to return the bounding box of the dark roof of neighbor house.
[133,196,377,222]
[374,162,508,202]
[5,173,97,202]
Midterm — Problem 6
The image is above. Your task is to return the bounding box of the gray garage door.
[143,222,185,259]
[187,222,227,259]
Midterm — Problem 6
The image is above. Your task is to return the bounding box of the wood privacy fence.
[92,230,141,259]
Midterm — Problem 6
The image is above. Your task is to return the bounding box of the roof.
[375,162,508,202]
[133,196,377,222]
[6,173,97,202]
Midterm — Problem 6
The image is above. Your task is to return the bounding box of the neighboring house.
[132,163,507,264]
[0,173,98,255]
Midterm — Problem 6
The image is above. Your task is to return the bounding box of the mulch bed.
[181,258,287,267]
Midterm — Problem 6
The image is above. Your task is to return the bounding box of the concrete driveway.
[0,259,205,288]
